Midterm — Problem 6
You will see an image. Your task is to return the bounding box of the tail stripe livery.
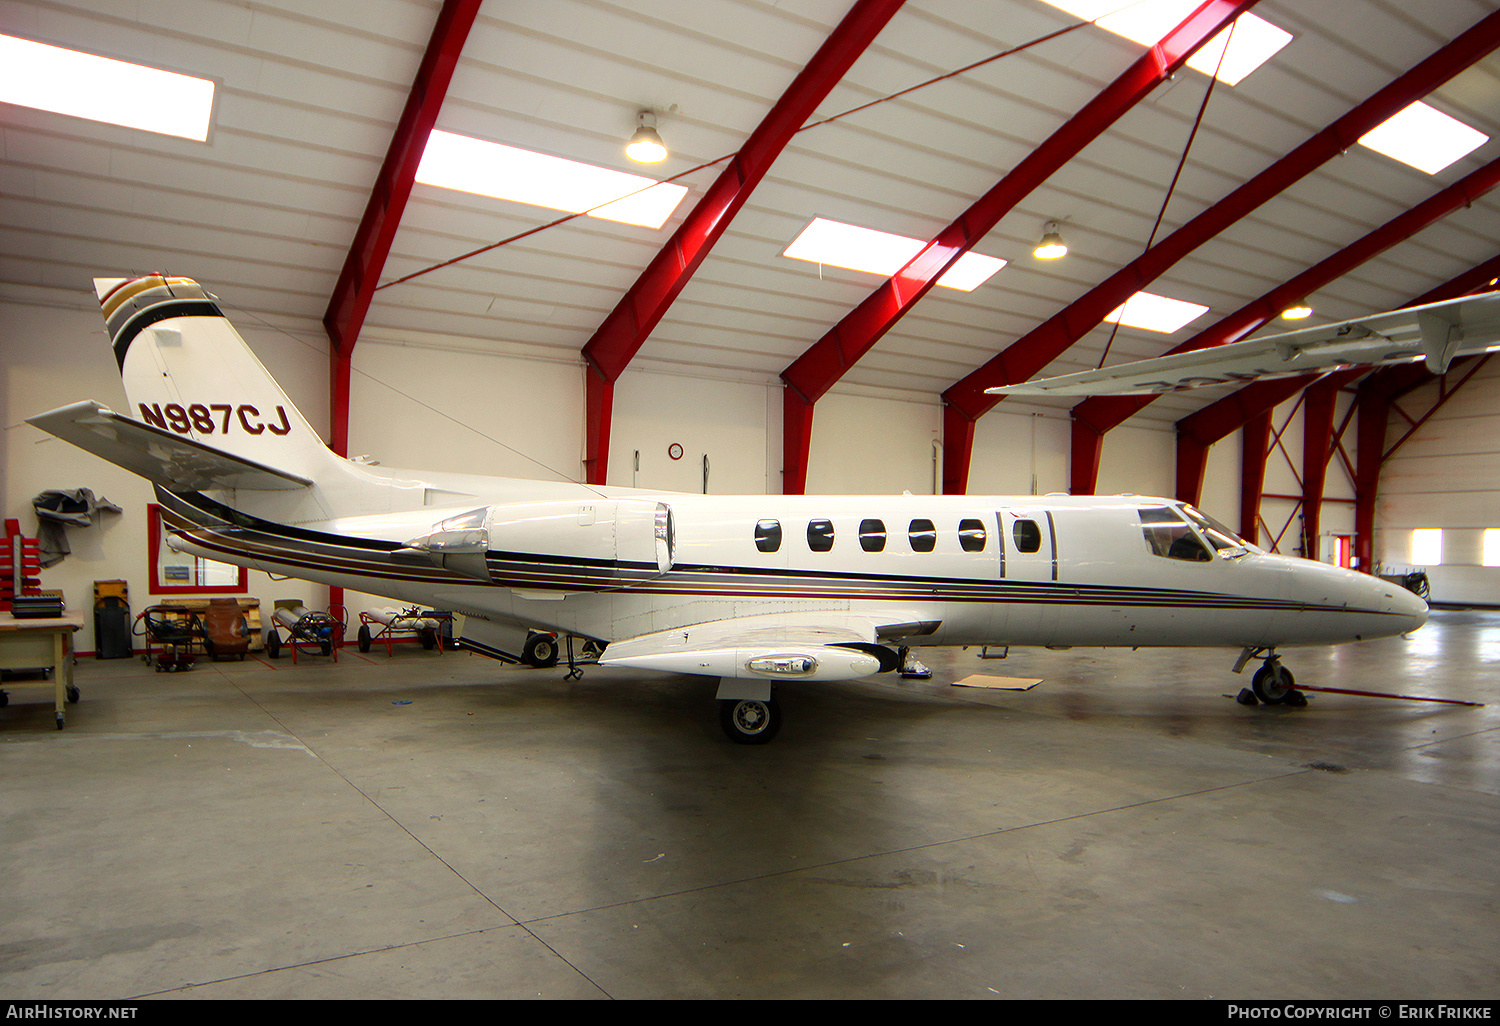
[97,276,223,371]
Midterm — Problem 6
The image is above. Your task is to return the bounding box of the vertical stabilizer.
[95,275,340,481]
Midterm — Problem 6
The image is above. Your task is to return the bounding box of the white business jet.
[28,276,1434,743]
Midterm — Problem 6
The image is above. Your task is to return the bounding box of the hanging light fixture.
[1281,299,1313,320]
[1033,220,1068,260]
[625,110,668,164]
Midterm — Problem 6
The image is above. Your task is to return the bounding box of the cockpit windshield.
[1181,506,1261,554]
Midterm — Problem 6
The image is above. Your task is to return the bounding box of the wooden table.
[0,612,84,729]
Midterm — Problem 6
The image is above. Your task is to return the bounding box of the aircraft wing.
[599,611,935,681]
[987,290,1500,397]
[26,401,312,491]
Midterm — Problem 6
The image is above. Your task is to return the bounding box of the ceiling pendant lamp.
[625,110,668,164]
[1033,221,1068,260]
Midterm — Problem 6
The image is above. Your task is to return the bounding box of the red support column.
[580,0,905,486]
[781,387,816,496]
[1353,383,1389,573]
[1176,433,1208,506]
[1300,375,1341,561]
[1070,417,1105,496]
[942,10,1500,493]
[942,405,979,497]
[781,0,1258,493]
[1240,410,1272,544]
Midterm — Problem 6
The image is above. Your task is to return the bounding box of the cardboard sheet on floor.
[953,674,1043,691]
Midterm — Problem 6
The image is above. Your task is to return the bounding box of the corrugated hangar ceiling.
[4,0,1500,466]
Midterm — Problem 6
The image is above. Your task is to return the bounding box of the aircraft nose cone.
[1384,580,1429,633]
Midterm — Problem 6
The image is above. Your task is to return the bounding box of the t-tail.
[98,275,341,480]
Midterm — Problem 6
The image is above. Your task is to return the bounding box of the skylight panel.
[782,218,1007,292]
[415,130,689,230]
[1040,2,1291,86]
[0,33,215,141]
[1357,101,1490,175]
[1104,291,1209,333]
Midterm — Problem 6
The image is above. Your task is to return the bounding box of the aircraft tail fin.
[94,275,341,481]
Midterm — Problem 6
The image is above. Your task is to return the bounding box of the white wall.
[968,406,1070,496]
[1378,359,1500,604]
[612,369,776,494]
[1,289,327,653]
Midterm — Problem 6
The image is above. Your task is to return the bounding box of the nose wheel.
[1234,649,1308,707]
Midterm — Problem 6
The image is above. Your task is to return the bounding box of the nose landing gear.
[1233,648,1308,707]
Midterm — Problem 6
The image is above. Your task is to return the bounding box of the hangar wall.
[1378,359,1500,605]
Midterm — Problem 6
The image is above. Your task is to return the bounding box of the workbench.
[0,611,84,729]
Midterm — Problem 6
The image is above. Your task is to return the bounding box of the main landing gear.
[1233,648,1308,708]
[719,693,782,745]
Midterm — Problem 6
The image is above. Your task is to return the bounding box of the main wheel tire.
[719,697,782,745]
[1252,664,1295,705]
[523,634,558,668]
[357,625,372,653]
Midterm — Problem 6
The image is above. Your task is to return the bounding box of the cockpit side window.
[1140,507,1211,562]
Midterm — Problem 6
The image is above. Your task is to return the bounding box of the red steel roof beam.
[943,8,1500,493]
[322,0,481,457]
[1070,152,1500,493]
[580,0,906,486]
[780,0,1259,493]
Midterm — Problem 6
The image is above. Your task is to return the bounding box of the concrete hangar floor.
[1,610,1496,1000]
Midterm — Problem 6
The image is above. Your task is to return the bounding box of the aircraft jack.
[1232,647,1307,707]
[899,647,932,680]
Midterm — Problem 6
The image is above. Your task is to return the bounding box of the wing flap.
[988,291,1500,397]
[27,401,312,492]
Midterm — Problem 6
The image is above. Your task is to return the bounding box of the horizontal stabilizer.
[26,401,312,492]
[988,291,1500,397]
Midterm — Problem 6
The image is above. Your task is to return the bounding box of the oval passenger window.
[807,519,835,552]
[754,519,781,553]
[1013,519,1041,553]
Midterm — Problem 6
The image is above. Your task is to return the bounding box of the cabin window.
[1012,518,1042,554]
[1140,507,1210,562]
[808,519,835,552]
[959,518,986,552]
[755,519,781,553]
[908,519,937,553]
[859,519,887,552]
